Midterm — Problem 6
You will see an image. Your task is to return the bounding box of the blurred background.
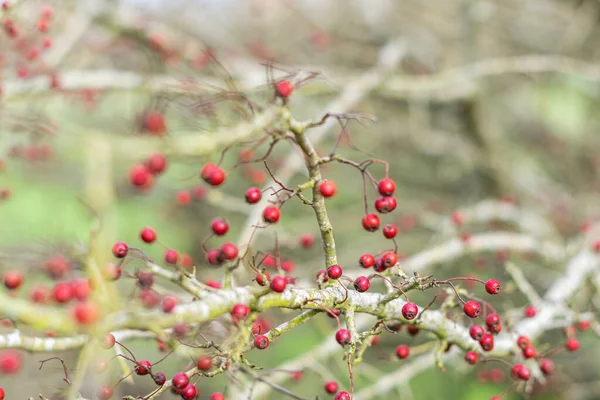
[0,0,600,399]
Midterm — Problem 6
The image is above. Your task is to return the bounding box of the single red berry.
[73,301,100,325]
[577,320,591,330]
[371,335,380,345]
[137,271,154,289]
[164,249,179,264]
[359,254,375,268]
[181,384,198,400]
[205,280,221,289]
[0,388,4,400]
[451,211,464,226]
[316,269,329,282]
[524,305,536,318]
[139,289,160,308]
[334,392,351,400]
[111,242,128,258]
[381,252,398,268]
[319,180,337,198]
[197,356,212,371]
[479,333,494,351]
[382,224,398,239]
[281,259,295,273]
[335,329,351,346]
[211,218,229,236]
[172,372,190,389]
[270,275,287,293]
[485,279,501,295]
[206,249,225,266]
[565,337,579,351]
[52,282,73,303]
[353,276,370,292]
[378,178,396,196]
[374,196,397,214]
[192,186,207,199]
[0,350,22,374]
[200,163,226,186]
[463,300,481,318]
[407,325,420,336]
[522,345,536,359]
[176,190,192,206]
[44,255,71,279]
[395,344,410,359]
[402,302,418,320]
[469,325,485,341]
[3,270,23,290]
[254,335,270,349]
[146,153,167,175]
[539,359,554,375]
[465,351,478,365]
[161,295,178,313]
[327,264,343,280]
[300,233,314,248]
[102,333,116,349]
[516,335,530,349]
[153,371,166,386]
[210,393,225,400]
[275,80,293,98]
[324,381,339,394]
[485,313,500,328]
[220,243,238,261]
[135,360,152,376]
[231,304,250,319]
[488,323,502,334]
[512,364,530,381]
[362,213,380,232]
[262,206,281,224]
[245,187,262,204]
[140,227,157,243]
[97,385,113,400]
[129,164,153,188]
[256,272,270,286]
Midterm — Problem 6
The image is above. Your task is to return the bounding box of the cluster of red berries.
[129,152,168,190]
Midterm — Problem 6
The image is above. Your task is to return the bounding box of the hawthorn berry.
[211,218,229,236]
[161,295,178,313]
[172,372,190,389]
[245,187,262,204]
[129,164,153,188]
[362,213,380,231]
[146,153,167,175]
[44,255,71,278]
[565,337,579,351]
[479,333,494,351]
[539,359,554,375]
[395,344,410,359]
[220,242,238,260]
[0,388,4,400]
[154,371,166,386]
[164,249,179,264]
[102,333,116,349]
[319,180,337,198]
[181,384,198,400]
[511,364,530,381]
[381,252,398,268]
[327,264,343,279]
[407,325,420,336]
[451,211,464,226]
[135,360,152,375]
[335,329,351,346]
[382,224,398,239]
[206,249,225,266]
[577,320,591,330]
[465,351,478,365]
[256,272,270,286]
[463,300,481,318]
[231,304,250,319]
[0,349,22,374]
[522,345,536,359]
[140,227,157,243]
[270,275,287,293]
[334,392,351,400]
[488,323,502,334]
[263,206,281,224]
[73,301,100,325]
[516,336,530,349]
[378,178,396,196]
[524,305,536,318]
[97,385,113,400]
[205,280,221,289]
[201,163,226,186]
[197,356,212,371]
[254,335,270,349]
[485,279,501,295]
[52,282,73,303]
[300,233,314,248]
[485,313,500,328]
[139,290,160,308]
[354,276,370,292]
[177,190,192,206]
[112,241,128,258]
[371,335,380,345]
[374,196,397,213]
[469,325,484,341]
[324,381,339,394]
[2,270,23,290]
[210,393,225,400]
[275,80,293,98]
[317,269,328,282]
[402,302,418,320]
[359,254,375,268]
[137,271,154,289]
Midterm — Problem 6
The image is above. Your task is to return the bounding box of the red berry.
[44,255,71,278]
[451,211,464,226]
[565,337,579,351]
[485,313,500,328]
[371,335,380,345]
[270,275,287,293]
[479,333,494,351]
[395,344,410,359]
[52,282,73,303]
[256,272,270,286]
[102,333,115,349]
[231,304,250,319]
[374,196,397,214]
[137,271,154,289]
[353,276,370,292]
[129,164,153,188]
[522,345,536,359]
[3,270,23,290]
[201,163,226,186]
[206,249,225,266]
[135,360,152,375]
[402,302,418,320]
[205,280,221,289]
[146,153,167,175]
[488,323,502,334]
[463,300,481,318]
[485,279,501,295]
[319,180,337,198]
[359,254,375,268]
[334,392,351,400]
[511,364,530,381]
[324,381,339,394]
[282,259,295,273]
[381,252,398,268]
[245,187,262,204]
[262,206,281,224]
[220,242,238,261]
[0,350,22,374]
[97,385,113,400]
[181,384,198,400]
[300,233,314,248]
[210,393,225,400]
[362,213,380,231]
[316,269,328,282]
[164,249,179,264]
[524,305,536,318]
[577,320,591,330]
[407,325,420,336]
[539,359,554,375]
[469,325,485,341]
[112,242,128,258]
[335,329,351,346]
[176,190,192,205]
[74,301,100,325]
[0,388,4,400]
[153,371,166,386]
[378,178,396,196]
[516,335,530,349]
[211,218,229,236]
[465,351,478,365]
[382,224,398,239]
[197,356,213,371]
[140,227,157,243]
[161,296,178,313]
[172,372,189,389]
[139,289,160,308]
[254,335,269,349]
[275,80,293,98]
[327,264,343,280]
